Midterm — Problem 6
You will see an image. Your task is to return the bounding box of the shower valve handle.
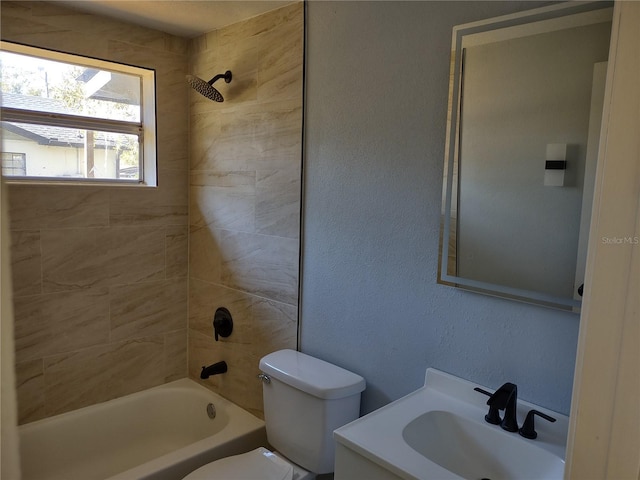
[213,307,233,341]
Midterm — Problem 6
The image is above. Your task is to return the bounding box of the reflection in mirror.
[438,2,612,312]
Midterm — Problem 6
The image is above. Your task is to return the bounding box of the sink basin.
[402,410,564,480]
[334,368,569,480]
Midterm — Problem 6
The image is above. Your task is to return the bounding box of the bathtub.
[18,378,267,480]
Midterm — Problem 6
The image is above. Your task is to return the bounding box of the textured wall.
[187,2,303,417]
[2,1,189,423]
[302,1,581,416]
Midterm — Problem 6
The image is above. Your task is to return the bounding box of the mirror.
[439,2,613,312]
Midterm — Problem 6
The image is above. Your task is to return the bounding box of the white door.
[565,1,640,478]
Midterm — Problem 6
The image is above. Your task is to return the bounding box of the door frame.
[565,1,640,478]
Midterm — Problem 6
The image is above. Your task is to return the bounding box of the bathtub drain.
[206,403,216,419]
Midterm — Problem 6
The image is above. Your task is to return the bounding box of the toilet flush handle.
[257,373,271,384]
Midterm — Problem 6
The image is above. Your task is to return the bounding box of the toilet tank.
[259,350,366,474]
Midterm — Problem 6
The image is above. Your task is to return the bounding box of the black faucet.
[488,382,519,432]
[200,361,228,379]
[519,409,556,439]
[475,382,519,432]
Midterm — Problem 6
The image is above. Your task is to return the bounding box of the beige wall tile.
[218,230,299,305]
[3,0,190,422]
[188,29,216,56]
[190,171,255,189]
[7,1,187,55]
[189,281,296,352]
[166,226,188,279]
[107,39,186,76]
[0,10,109,59]
[189,113,222,170]
[8,186,109,230]
[212,344,265,416]
[41,226,166,292]
[164,329,187,382]
[40,228,101,292]
[255,181,301,238]
[14,288,110,363]
[188,330,225,385]
[43,335,166,416]
[189,280,253,338]
[15,359,46,424]
[188,3,303,416]
[190,28,258,109]
[6,32,110,62]
[191,101,302,172]
[189,330,266,415]
[22,331,184,423]
[5,0,302,423]
[108,335,166,399]
[188,225,223,285]
[43,344,113,416]
[188,328,290,418]
[190,187,255,232]
[256,168,301,188]
[109,171,188,227]
[207,39,259,106]
[110,279,187,341]
[10,230,41,297]
[216,3,302,49]
[108,203,188,227]
[101,227,167,284]
[158,137,188,169]
[256,11,303,103]
[0,1,31,18]
[249,298,297,351]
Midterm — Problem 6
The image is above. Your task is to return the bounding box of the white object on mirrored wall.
[544,143,567,186]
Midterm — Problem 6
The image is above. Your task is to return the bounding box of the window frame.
[1,152,26,176]
[0,41,157,186]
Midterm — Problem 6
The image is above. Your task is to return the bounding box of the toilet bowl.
[182,350,365,480]
[182,447,309,480]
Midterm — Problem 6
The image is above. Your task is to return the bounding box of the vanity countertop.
[333,369,569,480]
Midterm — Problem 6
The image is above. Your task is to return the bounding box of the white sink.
[402,410,565,479]
[334,369,569,480]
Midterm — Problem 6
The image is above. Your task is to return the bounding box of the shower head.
[186,70,232,102]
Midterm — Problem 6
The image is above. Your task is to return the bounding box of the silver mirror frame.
[438,1,613,312]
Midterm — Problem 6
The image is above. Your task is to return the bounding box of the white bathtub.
[18,378,267,480]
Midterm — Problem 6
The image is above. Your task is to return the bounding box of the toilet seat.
[182,447,293,480]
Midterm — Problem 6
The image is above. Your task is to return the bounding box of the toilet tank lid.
[259,350,366,400]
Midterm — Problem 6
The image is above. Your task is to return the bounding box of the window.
[1,152,26,176]
[0,41,156,185]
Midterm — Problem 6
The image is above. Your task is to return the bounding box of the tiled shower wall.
[2,1,189,423]
[188,3,303,417]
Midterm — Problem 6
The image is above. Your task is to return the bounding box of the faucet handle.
[519,409,556,439]
[473,387,492,397]
[474,387,502,425]
[213,307,233,341]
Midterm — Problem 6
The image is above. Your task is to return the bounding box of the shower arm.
[207,71,232,85]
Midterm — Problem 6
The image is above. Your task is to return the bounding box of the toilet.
[182,349,366,480]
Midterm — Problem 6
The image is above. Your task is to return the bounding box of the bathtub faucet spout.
[200,361,228,379]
